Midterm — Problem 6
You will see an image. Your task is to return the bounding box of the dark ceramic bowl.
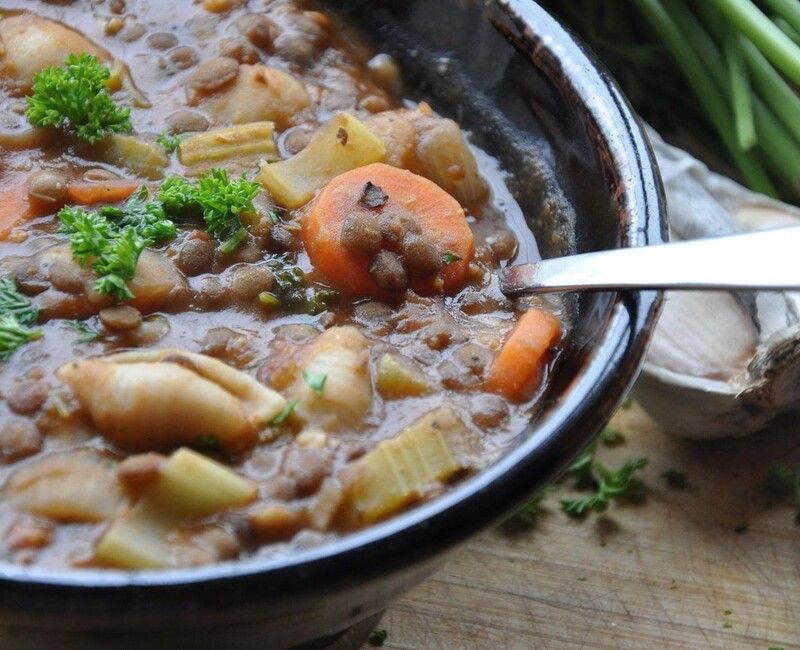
[0,1,665,648]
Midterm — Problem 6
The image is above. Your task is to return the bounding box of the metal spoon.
[499,226,800,295]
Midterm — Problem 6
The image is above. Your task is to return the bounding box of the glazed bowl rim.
[0,0,666,598]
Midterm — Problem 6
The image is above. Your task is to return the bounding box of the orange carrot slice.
[302,162,474,297]
[484,308,561,400]
[0,182,31,240]
[65,181,139,205]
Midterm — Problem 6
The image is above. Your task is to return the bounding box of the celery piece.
[258,112,385,208]
[178,121,278,166]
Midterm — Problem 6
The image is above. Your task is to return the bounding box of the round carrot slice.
[485,308,561,400]
[302,163,474,298]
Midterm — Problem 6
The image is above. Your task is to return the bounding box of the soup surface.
[0,0,563,570]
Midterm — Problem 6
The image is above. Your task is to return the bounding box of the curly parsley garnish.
[0,280,41,361]
[156,131,182,153]
[158,170,259,252]
[26,53,131,143]
[561,457,648,518]
[58,187,176,301]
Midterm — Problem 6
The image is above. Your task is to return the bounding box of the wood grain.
[365,404,800,649]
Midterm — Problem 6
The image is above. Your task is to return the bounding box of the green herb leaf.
[0,279,39,326]
[600,427,626,446]
[99,186,177,243]
[0,315,42,361]
[368,629,388,647]
[270,398,299,426]
[567,440,598,487]
[265,255,338,315]
[66,319,102,342]
[26,53,131,143]
[561,457,648,518]
[58,206,114,265]
[302,369,328,394]
[441,250,462,265]
[196,169,259,243]
[156,131,182,153]
[660,468,687,490]
[218,227,248,255]
[92,227,148,300]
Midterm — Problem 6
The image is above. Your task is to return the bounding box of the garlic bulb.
[634,128,800,438]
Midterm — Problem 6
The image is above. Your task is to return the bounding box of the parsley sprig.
[26,53,131,143]
[561,457,648,517]
[762,463,800,523]
[58,187,176,300]
[0,280,41,361]
[157,170,259,252]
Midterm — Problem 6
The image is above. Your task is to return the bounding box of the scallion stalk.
[723,27,757,150]
[761,0,800,36]
[708,0,800,85]
[635,0,777,196]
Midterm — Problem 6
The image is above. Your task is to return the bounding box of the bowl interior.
[0,0,665,636]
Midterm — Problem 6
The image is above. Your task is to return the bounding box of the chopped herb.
[769,646,786,650]
[66,319,102,342]
[26,53,131,143]
[0,315,42,361]
[0,279,41,361]
[359,181,388,209]
[195,434,220,452]
[92,227,149,300]
[600,427,626,446]
[196,169,259,244]
[218,227,249,255]
[441,250,463,265]
[762,463,800,524]
[368,629,388,647]
[266,210,280,224]
[302,369,328,394]
[156,131,181,153]
[561,457,648,518]
[157,176,200,216]
[0,278,39,326]
[724,610,732,616]
[660,468,687,490]
[734,522,749,534]
[158,170,259,252]
[270,398,299,426]
[258,291,281,308]
[59,185,178,300]
[567,440,598,488]
[99,186,177,242]
[265,255,338,315]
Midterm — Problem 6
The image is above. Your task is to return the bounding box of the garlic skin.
[634,129,800,438]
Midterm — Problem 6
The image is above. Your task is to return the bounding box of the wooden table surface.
[365,403,800,649]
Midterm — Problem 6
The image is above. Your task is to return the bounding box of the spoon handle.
[499,226,800,295]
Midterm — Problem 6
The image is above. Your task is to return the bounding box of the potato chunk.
[0,14,110,94]
[259,112,385,208]
[202,64,309,128]
[95,448,256,569]
[58,349,286,454]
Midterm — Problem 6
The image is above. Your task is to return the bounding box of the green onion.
[723,26,756,150]
[761,0,800,36]
[634,0,777,196]
[708,0,800,85]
